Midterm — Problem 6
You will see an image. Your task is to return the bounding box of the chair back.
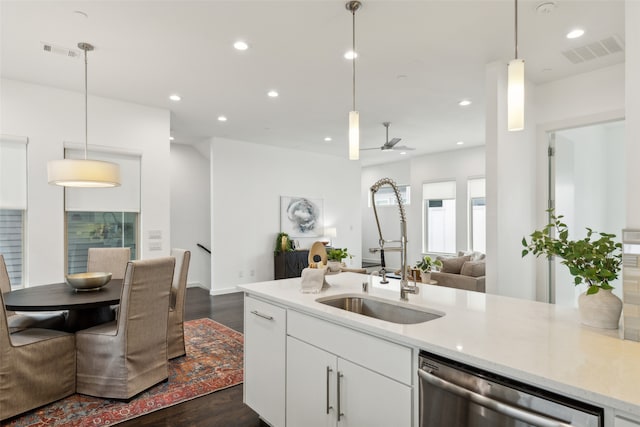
[0,291,12,349]
[87,247,131,279]
[0,255,15,316]
[117,257,175,355]
[170,249,191,311]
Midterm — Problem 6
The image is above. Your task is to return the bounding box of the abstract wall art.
[280,196,323,237]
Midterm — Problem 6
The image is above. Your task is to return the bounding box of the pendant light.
[507,0,525,132]
[48,42,121,187]
[346,1,361,160]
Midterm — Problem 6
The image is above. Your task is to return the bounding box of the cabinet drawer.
[287,310,412,385]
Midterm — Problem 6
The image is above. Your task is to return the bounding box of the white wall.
[210,137,361,294]
[361,147,485,272]
[0,78,170,286]
[170,143,211,289]
[627,0,640,228]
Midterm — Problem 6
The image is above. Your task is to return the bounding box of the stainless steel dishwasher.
[418,351,603,427]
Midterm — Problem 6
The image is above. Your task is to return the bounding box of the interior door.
[549,120,625,306]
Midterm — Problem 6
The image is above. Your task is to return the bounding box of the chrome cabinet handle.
[250,310,273,321]
[326,366,333,414]
[337,371,344,421]
[417,369,572,427]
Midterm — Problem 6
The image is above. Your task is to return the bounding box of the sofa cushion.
[460,260,486,277]
[438,255,471,274]
[458,251,486,261]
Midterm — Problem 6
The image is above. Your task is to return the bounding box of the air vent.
[41,42,81,59]
[562,35,625,64]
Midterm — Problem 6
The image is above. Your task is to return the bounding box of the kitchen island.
[238,272,640,427]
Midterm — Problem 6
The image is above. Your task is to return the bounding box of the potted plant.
[326,248,352,272]
[521,210,623,329]
[274,232,293,255]
[415,256,443,283]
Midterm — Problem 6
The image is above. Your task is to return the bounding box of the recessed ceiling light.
[458,99,472,106]
[169,94,181,101]
[169,136,174,141]
[344,50,358,60]
[566,29,585,39]
[217,115,227,122]
[456,141,464,145]
[267,90,279,98]
[233,41,249,50]
[324,137,332,142]
[400,151,407,155]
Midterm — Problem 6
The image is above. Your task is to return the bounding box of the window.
[423,181,456,253]
[64,149,140,274]
[468,178,486,253]
[0,135,27,288]
[369,184,411,207]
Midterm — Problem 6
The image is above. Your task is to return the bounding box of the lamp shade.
[349,110,359,160]
[507,58,525,132]
[324,227,337,238]
[47,159,121,188]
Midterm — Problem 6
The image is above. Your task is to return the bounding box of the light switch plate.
[148,230,162,240]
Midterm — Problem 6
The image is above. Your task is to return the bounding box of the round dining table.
[4,279,123,332]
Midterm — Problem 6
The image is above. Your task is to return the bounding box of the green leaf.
[586,286,600,295]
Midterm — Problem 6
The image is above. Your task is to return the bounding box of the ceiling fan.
[361,122,415,152]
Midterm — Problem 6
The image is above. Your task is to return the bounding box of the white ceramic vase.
[578,288,623,329]
[327,261,343,273]
[421,271,431,283]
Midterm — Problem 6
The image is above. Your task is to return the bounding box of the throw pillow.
[460,261,486,277]
[439,255,471,274]
[457,250,486,261]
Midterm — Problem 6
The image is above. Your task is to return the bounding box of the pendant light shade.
[507,58,525,131]
[507,0,524,132]
[348,110,359,160]
[48,42,121,187]
[48,159,121,187]
[346,1,361,161]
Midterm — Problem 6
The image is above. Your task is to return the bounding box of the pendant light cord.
[83,45,88,160]
[514,0,519,59]
[352,6,356,111]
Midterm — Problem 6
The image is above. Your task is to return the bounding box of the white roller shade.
[423,181,456,200]
[0,136,28,210]
[468,178,486,199]
[65,149,140,212]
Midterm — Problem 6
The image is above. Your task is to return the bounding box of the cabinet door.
[244,296,286,427]
[287,336,336,427]
[337,358,412,427]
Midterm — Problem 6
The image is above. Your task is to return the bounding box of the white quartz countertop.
[238,273,640,417]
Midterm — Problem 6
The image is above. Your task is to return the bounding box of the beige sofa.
[431,253,486,293]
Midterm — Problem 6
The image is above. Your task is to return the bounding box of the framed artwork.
[280,196,323,238]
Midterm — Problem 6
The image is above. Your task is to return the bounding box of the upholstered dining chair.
[0,291,76,421]
[0,254,66,333]
[75,256,175,399]
[167,248,191,359]
[87,247,131,279]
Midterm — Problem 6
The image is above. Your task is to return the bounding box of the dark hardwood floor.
[119,288,266,427]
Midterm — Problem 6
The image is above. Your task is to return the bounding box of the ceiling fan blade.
[390,145,415,151]
[360,147,382,151]
[383,137,402,149]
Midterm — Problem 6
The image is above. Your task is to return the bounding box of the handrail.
[197,243,211,254]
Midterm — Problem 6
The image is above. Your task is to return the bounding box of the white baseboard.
[209,286,242,296]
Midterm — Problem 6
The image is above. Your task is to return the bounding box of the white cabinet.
[616,416,640,427]
[286,312,413,427]
[244,296,286,427]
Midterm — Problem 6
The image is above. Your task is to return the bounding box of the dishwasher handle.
[418,368,573,427]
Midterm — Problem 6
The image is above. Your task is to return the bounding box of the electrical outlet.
[149,241,162,251]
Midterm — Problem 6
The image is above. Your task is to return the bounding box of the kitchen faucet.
[370,178,418,301]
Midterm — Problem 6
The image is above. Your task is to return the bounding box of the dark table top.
[4,279,123,311]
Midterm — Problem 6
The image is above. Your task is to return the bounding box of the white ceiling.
[0,1,625,166]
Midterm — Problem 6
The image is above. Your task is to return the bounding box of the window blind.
[423,181,456,200]
[0,136,28,210]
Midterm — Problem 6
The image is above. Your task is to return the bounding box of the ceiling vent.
[41,42,81,59]
[562,35,625,64]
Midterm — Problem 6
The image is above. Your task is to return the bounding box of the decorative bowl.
[65,272,112,291]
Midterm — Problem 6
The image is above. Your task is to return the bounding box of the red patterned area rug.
[3,318,244,427]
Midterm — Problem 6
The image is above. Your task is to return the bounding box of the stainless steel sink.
[316,294,443,324]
